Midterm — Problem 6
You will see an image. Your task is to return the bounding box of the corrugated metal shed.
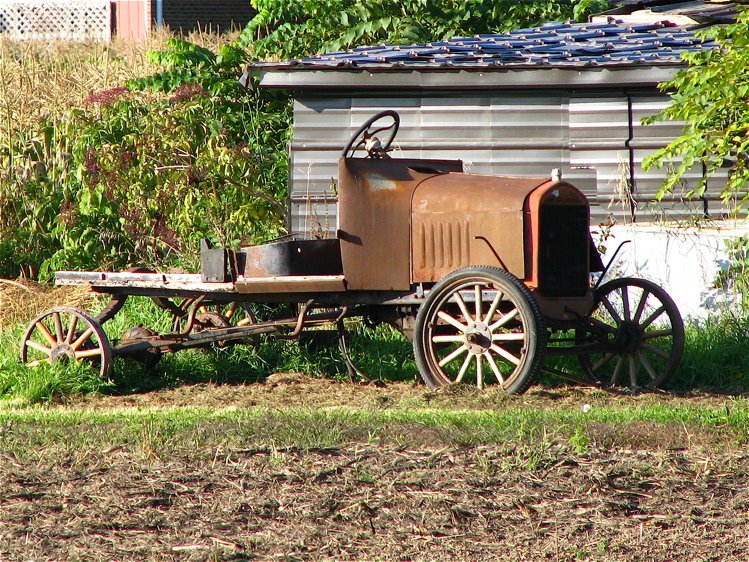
[253,19,728,235]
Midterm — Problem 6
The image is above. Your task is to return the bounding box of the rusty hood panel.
[412,173,548,283]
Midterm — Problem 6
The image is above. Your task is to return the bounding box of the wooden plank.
[55,271,347,295]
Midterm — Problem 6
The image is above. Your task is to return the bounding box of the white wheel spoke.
[71,327,94,351]
[26,359,47,368]
[53,312,64,343]
[601,295,623,325]
[640,306,666,330]
[628,355,638,387]
[643,344,670,359]
[609,355,625,386]
[589,317,617,335]
[454,292,473,323]
[455,354,473,383]
[593,353,615,371]
[621,286,631,320]
[75,348,103,360]
[432,335,466,343]
[66,315,78,344]
[484,291,502,324]
[633,289,650,322]
[474,284,483,321]
[484,351,505,384]
[438,345,468,368]
[638,351,659,381]
[643,329,673,340]
[437,311,468,333]
[476,354,483,389]
[492,332,525,342]
[26,340,51,355]
[490,344,521,366]
[489,308,519,331]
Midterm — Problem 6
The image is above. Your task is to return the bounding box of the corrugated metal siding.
[289,91,728,235]
[629,96,731,219]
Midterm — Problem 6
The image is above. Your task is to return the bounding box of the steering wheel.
[341,110,400,158]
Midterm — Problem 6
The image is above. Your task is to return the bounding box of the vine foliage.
[643,10,749,210]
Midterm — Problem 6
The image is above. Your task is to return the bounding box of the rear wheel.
[20,307,113,379]
[413,267,545,394]
[576,278,684,389]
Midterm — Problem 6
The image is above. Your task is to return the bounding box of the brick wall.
[159,0,255,32]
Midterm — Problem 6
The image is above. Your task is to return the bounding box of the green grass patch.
[1,401,748,462]
[678,314,749,391]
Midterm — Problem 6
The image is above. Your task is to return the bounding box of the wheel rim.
[577,279,684,389]
[420,276,538,390]
[20,307,113,379]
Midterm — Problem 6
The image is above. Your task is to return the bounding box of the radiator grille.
[538,204,589,297]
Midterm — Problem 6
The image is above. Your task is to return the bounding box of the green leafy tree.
[643,11,749,209]
[0,38,290,278]
[243,0,609,59]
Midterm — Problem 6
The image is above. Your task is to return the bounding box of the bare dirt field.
[2,379,748,561]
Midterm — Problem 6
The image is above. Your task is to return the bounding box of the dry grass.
[0,28,238,146]
[0,279,92,329]
[0,36,155,144]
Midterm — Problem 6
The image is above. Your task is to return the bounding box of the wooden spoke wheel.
[20,307,113,379]
[576,278,684,390]
[414,267,546,394]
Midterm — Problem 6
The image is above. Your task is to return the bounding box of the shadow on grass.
[6,303,749,401]
[109,323,418,396]
[105,314,749,397]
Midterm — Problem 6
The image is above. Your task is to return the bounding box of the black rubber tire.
[413,266,546,394]
[576,277,684,389]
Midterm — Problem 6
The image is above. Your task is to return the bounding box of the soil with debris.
[1,380,749,561]
[73,374,744,413]
[2,439,749,561]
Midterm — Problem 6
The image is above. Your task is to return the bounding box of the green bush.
[48,39,287,277]
[244,0,608,59]
[643,11,749,209]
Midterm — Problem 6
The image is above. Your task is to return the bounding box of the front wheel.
[413,267,546,394]
[576,278,684,390]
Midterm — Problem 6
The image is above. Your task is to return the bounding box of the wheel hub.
[49,343,75,362]
[465,322,492,355]
[614,321,642,353]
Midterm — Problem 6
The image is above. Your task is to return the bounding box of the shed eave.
[256,64,683,91]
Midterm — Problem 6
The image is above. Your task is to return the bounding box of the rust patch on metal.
[337,157,462,291]
[411,174,547,283]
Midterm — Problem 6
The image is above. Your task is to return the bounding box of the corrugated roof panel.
[255,20,714,74]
